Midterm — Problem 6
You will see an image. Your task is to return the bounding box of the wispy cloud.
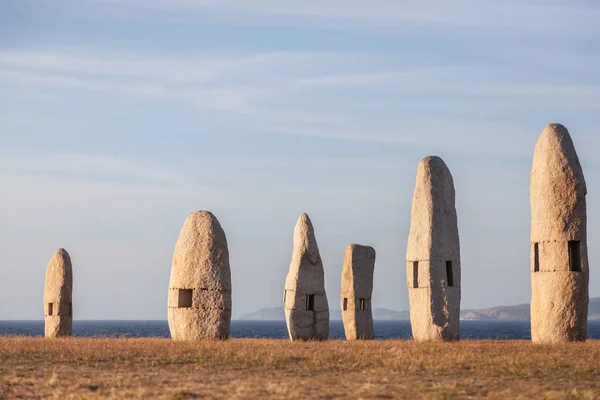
[88,0,600,34]
[1,47,599,153]
[0,51,224,82]
[0,50,385,114]
[0,151,195,187]
[0,151,253,233]
[0,67,267,113]
[0,50,378,83]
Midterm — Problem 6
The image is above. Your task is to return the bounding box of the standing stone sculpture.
[530,123,589,343]
[341,244,376,340]
[44,248,73,338]
[406,156,461,341]
[284,213,329,341]
[168,211,232,341]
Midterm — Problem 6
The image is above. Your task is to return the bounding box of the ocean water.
[2,320,600,340]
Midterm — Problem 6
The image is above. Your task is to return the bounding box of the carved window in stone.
[359,298,366,311]
[283,290,286,307]
[569,241,582,272]
[343,297,348,311]
[446,261,454,287]
[47,303,53,316]
[533,243,540,272]
[68,303,73,317]
[306,294,315,311]
[413,261,419,288]
[178,289,193,308]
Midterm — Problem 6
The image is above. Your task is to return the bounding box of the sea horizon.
[3,320,600,341]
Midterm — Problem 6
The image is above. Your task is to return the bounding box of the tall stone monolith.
[341,244,376,340]
[44,248,73,338]
[530,123,589,343]
[168,211,232,340]
[406,156,461,341]
[284,213,329,341]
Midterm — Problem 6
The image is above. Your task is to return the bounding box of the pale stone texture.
[341,244,376,340]
[284,213,329,341]
[44,248,73,338]
[168,211,232,340]
[406,156,461,341]
[530,123,589,343]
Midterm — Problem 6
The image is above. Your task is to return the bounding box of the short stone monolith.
[406,156,461,341]
[341,244,376,340]
[284,213,329,341]
[44,248,73,338]
[530,123,589,343]
[168,211,232,340]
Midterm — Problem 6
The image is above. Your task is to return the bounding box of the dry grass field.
[0,338,599,399]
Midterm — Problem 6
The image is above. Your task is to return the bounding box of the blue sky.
[1,0,599,319]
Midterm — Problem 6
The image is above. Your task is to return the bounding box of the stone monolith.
[406,156,461,341]
[530,123,589,343]
[44,248,73,338]
[341,244,376,340]
[284,213,329,341]
[168,211,232,340]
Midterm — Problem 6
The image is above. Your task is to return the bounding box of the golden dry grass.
[0,338,599,399]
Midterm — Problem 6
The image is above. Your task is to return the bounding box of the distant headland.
[239,297,600,321]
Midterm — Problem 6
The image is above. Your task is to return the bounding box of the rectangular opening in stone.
[446,261,454,287]
[569,240,582,272]
[534,243,540,272]
[47,303,53,316]
[343,297,348,311]
[178,289,193,308]
[359,298,366,311]
[306,294,315,311]
[413,261,419,288]
[283,290,286,307]
[69,303,72,317]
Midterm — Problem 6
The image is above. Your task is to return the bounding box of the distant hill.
[372,308,410,321]
[462,297,600,321]
[238,298,600,321]
[461,304,530,321]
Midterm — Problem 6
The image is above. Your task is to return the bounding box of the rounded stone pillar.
[530,123,589,343]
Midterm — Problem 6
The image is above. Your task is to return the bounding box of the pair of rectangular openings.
[283,293,317,311]
[46,303,72,317]
[342,298,367,311]
[411,261,454,288]
[532,241,582,272]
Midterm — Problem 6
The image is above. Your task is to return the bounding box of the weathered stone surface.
[284,213,329,341]
[44,248,73,338]
[341,244,375,340]
[530,123,589,343]
[168,211,232,341]
[406,156,461,341]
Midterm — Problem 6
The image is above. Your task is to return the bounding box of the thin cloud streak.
[1,49,599,154]
[0,152,190,187]
[90,0,600,34]
[0,50,380,83]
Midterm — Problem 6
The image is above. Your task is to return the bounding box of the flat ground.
[0,338,599,399]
